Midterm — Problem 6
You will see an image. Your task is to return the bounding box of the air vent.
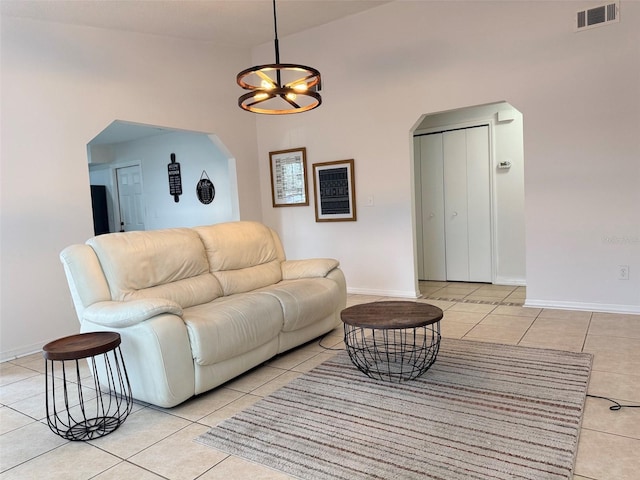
[576,1,619,31]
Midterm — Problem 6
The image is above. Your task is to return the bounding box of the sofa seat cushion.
[258,278,341,333]
[182,293,283,366]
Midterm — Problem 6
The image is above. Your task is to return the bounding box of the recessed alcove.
[87,120,239,234]
[412,101,526,286]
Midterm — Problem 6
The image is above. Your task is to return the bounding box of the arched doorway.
[87,120,240,234]
[412,102,526,304]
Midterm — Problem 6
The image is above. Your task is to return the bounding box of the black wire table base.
[44,345,133,441]
[344,322,441,382]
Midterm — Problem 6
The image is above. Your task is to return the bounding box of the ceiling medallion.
[237,0,322,115]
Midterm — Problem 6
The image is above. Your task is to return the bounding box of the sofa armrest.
[281,258,340,280]
[82,298,183,328]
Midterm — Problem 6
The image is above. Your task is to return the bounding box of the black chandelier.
[237,0,322,115]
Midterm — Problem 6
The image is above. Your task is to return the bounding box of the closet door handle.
[452,211,458,217]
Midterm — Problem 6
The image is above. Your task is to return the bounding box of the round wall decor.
[196,171,215,205]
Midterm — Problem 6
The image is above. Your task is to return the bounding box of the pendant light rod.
[272,0,281,84]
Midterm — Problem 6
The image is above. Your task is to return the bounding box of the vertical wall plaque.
[168,153,182,202]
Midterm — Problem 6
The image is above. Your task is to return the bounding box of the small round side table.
[42,332,133,441]
[341,301,443,382]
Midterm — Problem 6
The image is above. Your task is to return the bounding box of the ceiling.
[88,121,180,147]
[1,0,392,48]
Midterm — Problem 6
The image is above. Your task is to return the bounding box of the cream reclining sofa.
[60,221,346,408]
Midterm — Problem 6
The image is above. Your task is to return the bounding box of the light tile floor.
[1,289,639,479]
[419,280,527,305]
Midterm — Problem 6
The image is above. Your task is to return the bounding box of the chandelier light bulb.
[261,79,275,90]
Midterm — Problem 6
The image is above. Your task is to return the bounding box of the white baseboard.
[525,299,640,315]
[494,276,526,286]
[1,341,45,363]
[347,287,420,299]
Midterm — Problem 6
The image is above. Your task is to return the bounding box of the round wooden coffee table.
[341,301,443,382]
[42,332,133,440]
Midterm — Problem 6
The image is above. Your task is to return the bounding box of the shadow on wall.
[87,120,240,234]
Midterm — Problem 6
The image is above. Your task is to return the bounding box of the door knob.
[429,212,435,218]
[452,211,458,217]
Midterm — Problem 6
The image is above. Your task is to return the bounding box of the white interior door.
[419,134,446,280]
[465,126,492,281]
[443,129,470,281]
[443,126,491,282]
[414,137,425,280]
[416,125,492,283]
[116,165,145,232]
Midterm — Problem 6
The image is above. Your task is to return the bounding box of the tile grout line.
[582,312,594,354]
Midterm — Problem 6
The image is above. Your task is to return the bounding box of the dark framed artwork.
[312,159,357,222]
[269,147,309,207]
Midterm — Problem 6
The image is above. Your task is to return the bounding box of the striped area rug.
[196,339,592,479]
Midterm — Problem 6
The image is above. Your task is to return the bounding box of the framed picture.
[312,159,357,222]
[269,147,309,207]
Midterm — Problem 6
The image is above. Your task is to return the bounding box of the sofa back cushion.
[195,221,285,295]
[87,228,223,307]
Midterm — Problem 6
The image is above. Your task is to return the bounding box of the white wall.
[256,1,640,311]
[1,1,638,360]
[0,17,261,359]
[89,131,238,232]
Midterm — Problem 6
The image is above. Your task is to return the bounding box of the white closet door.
[420,134,446,280]
[414,137,425,280]
[465,126,492,282]
[416,125,491,283]
[443,130,470,281]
